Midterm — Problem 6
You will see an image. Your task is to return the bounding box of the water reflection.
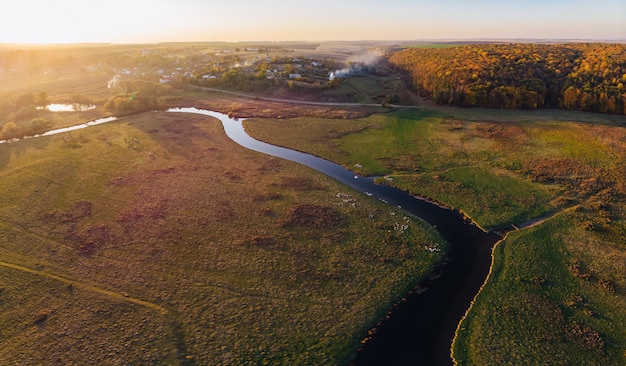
[39,103,96,112]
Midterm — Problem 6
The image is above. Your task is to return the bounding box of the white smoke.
[329,50,381,81]
[329,68,352,81]
[347,50,381,66]
[107,75,121,90]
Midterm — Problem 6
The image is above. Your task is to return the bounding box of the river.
[2,107,501,365]
[169,108,501,365]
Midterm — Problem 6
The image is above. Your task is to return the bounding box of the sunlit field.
[0,110,445,364]
[244,106,626,365]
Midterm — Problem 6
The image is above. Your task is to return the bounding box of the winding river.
[3,107,501,365]
[169,108,502,365]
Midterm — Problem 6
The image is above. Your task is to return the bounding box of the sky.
[2,0,624,44]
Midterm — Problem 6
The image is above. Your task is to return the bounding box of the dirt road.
[187,85,421,109]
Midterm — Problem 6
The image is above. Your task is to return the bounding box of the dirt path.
[0,260,168,314]
[187,84,421,109]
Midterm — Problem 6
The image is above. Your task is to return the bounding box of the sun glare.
[0,0,623,44]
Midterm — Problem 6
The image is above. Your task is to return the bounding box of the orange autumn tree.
[389,43,626,115]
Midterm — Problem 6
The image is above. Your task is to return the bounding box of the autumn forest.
[389,43,626,114]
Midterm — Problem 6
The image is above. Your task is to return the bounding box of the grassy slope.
[245,107,626,365]
[0,111,445,365]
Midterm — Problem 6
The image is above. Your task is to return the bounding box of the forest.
[388,43,626,114]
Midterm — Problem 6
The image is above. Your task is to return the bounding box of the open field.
[0,110,446,364]
[245,109,586,230]
[415,95,626,126]
[244,105,626,364]
[453,212,626,365]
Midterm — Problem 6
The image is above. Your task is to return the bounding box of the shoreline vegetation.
[243,103,626,365]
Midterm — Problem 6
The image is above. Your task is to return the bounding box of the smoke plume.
[329,50,381,81]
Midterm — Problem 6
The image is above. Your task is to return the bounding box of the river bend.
[0,107,500,365]
[169,107,501,366]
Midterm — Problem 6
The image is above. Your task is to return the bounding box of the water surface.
[169,107,501,366]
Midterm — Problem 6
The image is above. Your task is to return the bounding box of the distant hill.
[389,43,626,115]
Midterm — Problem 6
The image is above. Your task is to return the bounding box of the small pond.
[39,103,96,112]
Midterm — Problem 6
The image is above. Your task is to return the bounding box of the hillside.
[388,43,626,114]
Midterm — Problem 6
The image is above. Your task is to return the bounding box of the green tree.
[15,92,34,110]
[256,62,270,80]
[0,122,23,140]
[222,68,239,83]
[29,118,50,136]
[33,92,48,107]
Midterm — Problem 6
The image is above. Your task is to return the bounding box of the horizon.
[2,37,626,49]
[2,0,624,45]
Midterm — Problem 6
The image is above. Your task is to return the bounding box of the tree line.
[388,43,626,114]
[0,91,51,140]
[104,80,170,115]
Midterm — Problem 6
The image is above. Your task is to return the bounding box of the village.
[107,45,343,92]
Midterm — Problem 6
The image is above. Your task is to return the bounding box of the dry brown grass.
[0,110,445,364]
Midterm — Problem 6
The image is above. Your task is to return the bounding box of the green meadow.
[245,109,559,230]
[453,212,626,365]
[245,106,626,365]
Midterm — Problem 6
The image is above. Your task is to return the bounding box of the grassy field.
[325,74,411,105]
[245,109,563,230]
[453,212,626,365]
[0,110,446,364]
[244,106,626,364]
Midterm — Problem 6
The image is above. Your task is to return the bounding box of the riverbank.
[452,211,626,365]
[0,108,447,364]
[242,104,626,365]
[176,107,504,365]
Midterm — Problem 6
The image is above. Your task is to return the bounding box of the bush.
[282,204,344,229]
[0,121,24,140]
[26,118,51,136]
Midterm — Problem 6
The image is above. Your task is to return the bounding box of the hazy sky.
[2,0,624,44]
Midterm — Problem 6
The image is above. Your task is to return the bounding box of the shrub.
[282,204,344,229]
[0,121,23,140]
